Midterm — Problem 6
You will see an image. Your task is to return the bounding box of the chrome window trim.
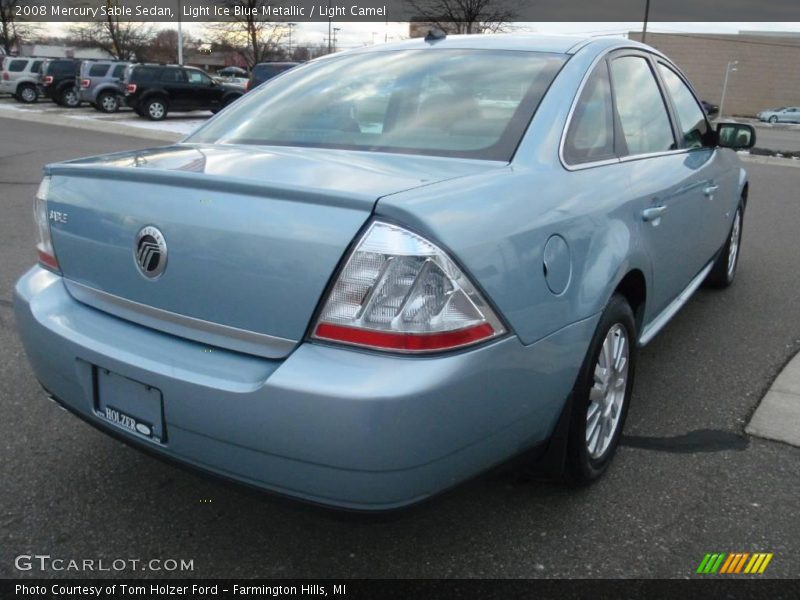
[63,279,297,359]
[559,46,692,172]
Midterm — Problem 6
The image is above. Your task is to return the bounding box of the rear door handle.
[703,184,720,197]
[642,205,668,222]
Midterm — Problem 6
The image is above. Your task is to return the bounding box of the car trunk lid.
[46,144,502,357]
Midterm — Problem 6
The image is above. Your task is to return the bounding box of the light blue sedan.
[15,34,755,510]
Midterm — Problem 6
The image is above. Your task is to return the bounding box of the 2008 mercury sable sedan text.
[15,34,755,510]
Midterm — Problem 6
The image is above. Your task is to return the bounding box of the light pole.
[286,22,296,56]
[333,27,341,53]
[719,60,738,119]
[641,0,651,44]
[176,0,183,65]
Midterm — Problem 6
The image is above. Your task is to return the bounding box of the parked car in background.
[757,106,800,123]
[700,100,719,117]
[77,60,129,113]
[40,58,82,107]
[124,64,245,120]
[0,56,44,103]
[15,35,754,511]
[245,61,298,91]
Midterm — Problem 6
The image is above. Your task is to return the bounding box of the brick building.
[628,31,800,117]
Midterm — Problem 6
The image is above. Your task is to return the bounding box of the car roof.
[340,33,655,57]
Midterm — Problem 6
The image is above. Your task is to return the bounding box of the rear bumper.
[14,266,597,510]
[0,81,17,94]
[78,88,95,103]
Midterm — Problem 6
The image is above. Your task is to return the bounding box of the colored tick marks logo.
[697,552,773,574]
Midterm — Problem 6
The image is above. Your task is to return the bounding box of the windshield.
[187,50,567,161]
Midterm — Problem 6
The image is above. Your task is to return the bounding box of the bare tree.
[69,1,154,60]
[204,1,286,68]
[405,0,516,35]
[0,0,40,54]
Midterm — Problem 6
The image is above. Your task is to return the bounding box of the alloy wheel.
[149,102,165,119]
[727,209,742,279]
[101,94,118,112]
[586,323,629,459]
[64,89,79,107]
[20,86,36,102]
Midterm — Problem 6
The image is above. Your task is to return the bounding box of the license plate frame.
[93,367,166,443]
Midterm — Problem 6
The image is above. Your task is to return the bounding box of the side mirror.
[716,122,756,150]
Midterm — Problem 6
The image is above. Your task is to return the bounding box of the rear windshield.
[189,50,566,161]
[253,63,295,80]
[89,63,109,77]
[45,61,78,75]
[131,67,161,82]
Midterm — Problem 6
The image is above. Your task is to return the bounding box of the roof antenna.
[424,28,447,43]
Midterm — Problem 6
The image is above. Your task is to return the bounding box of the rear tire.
[61,85,80,108]
[565,294,636,485]
[97,91,119,113]
[144,97,167,121]
[705,203,743,289]
[16,83,38,103]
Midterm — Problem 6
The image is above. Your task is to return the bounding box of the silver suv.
[0,56,44,103]
[77,60,129,113]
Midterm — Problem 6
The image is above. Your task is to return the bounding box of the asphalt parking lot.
[1,116,799,579]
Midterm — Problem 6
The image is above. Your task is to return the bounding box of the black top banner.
[8,0,800,23]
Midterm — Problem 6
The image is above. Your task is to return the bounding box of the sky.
[42,21,800,50]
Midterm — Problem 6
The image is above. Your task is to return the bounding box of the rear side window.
[8,60,27,72]
[89,63,109,77]
[132,67,160,82]
[610,56,675,156]
[186,70,211,85]
[112,64,126,78]
[30,60,42,73]
[160,69,186,83]
[658,64,708,149]
[564,61,615,164]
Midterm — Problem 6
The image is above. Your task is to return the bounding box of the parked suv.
[0,56,44,103]
[78,60,129,113]
[245,62,298,91]
[124,64,245,120]
[40,58,82,107]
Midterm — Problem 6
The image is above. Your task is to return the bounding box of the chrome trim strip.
[64,279,297,359]
[639,260,715,346]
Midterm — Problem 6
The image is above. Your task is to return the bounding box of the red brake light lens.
[42,75,53,85]
[2,72,9,81]
[33,177,60,273]
[126,83,136,94]
[81,78,91,88]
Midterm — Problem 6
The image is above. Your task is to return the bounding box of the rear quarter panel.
[377,42,650,346]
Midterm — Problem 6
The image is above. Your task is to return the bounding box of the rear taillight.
[312,222,505,353]
[126,83,136,94]
[244,80,249,91]
[2,72,9,81]
[42,75,53,85]
[81,78,91,88]
[33,177,60,273]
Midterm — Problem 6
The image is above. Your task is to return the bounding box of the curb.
[738,154,800,168]
[0,108,183,142]
[746,350,800,447]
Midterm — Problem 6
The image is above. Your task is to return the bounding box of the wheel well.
[615,270,646,330]
[741,182,749,210]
